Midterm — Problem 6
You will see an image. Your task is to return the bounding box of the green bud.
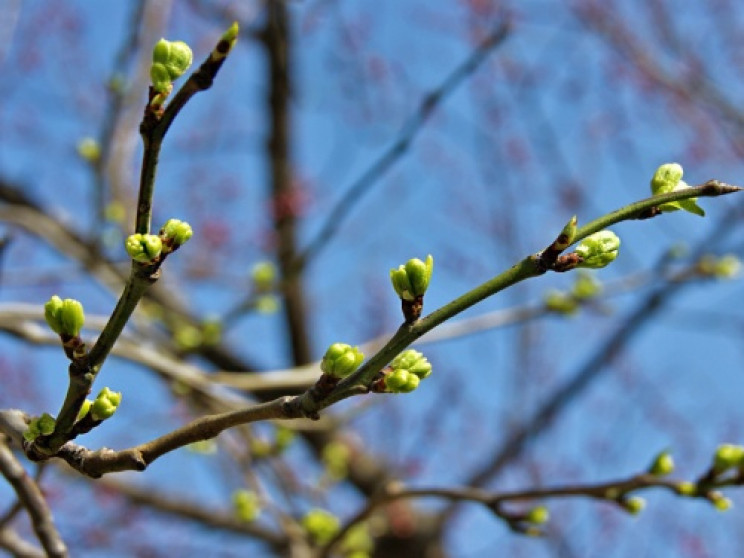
[251,261,276,292]
[384,369,410,391]
[232,490,261,522]
[556,215,578,250]
[125,233,163,263]
[186,439,217,454]
[322,441,350,480]
[150,63,172,94]
[223,22,239,44]
[525,505,549,525]
[574,230,620,269]
[211,22,240,62]
[713,444,744,474]
[90,387,122,421]
[340,523,374,555]
[390,268,414,300]
[38,413,56,435]
[201,318,222,346]
[174,324,203,350]
[391,349,432,379]
[699,254,741,279]
[23,421,39,442]
[302,509,340,545]
[76,399,92,422]
[650,163,704,216]
[714,255,741,278]
[105,201,126,224]
[676,482,697,496]
[250,438,272,458]
[76,137,101,163]
[23,413,56,442]
[320,343,364,379]
[44,295,85,337]
[256,295,279,314]
[648,450,675,476]
[571,271,602,300]
[390,254,434,300]
[399,373,420,393]
[160,219,193,247]
[650,163,684,195]
[543,290,578,315]
[151,39,193,92]
[709,492,732,512]
[275,427,295,451]
[621,496,645,515]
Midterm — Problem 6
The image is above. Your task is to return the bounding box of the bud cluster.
[44,296,85,338]
[390,254,433,301]
[320,343,365,379]
[383,349,432,393]
[150,39,193,94]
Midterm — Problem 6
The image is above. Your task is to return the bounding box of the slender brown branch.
[49,397,296,477]
[261,2,312,365]
[0,526,45,558]
[0,442,67,557]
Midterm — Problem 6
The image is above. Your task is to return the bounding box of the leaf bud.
[648,449,675,476]
[90,387,122,421]
[525,505,549,525]
[320,343,364,379]
[390,254,433,301]
[160,219,193,247]
[302,508,340,545]
[125,233,163,263]
[574,230,620,269]
[232,490,261,522]
[151,39,193,92]
[76,137,101,163]
[543,290,578,315]
[571,271,602,300]
[251,261,276,293]
[621,496,645,515]
[650,163,684,195]
[650,163,704,216]
[713,444,744,474]
[384,369,410,392]
[44,295,85,337]
[391,349,432,379]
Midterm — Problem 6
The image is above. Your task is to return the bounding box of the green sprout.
[650,163,705,217]
[390,254,434,301]
[160,218,193,248]
[90,387,122,421]
[23,413,56,442]
[302,508,340,546]
[125,233,163,263]
[150,39,193,93]
[648,449,675,476]
[320,343,365,379]
[233,490,261,523]
[44,296,85,337]
[384,349,432,393]
[575,230,620,269]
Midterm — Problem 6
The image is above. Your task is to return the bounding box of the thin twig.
[0,442,67,557]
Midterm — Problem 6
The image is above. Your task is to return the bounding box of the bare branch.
[0,442,67,557]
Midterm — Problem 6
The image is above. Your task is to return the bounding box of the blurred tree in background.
[1,1,744,557]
